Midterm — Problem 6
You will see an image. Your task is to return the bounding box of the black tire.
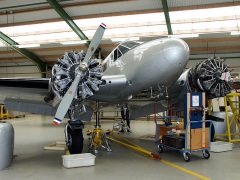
[183,152,191,162]
[158,145,163,153]
[67,126,84,154]
[203,150,210,159]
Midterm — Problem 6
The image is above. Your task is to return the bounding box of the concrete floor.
[0,115,240,180]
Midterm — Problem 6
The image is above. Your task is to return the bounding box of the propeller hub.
[79,63,88,72]
[214,69,222,80]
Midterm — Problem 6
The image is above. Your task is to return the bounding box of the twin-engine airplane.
[0,24,231,154]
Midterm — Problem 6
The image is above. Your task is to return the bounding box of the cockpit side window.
[113,49,122,61]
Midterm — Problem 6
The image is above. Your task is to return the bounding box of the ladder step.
[231,107,240,110]
[231,101,240,103]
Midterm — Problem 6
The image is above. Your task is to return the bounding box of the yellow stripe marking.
[108,132,211,180]
[160,159,210,180]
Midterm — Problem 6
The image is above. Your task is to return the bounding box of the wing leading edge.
[0,78,50,89]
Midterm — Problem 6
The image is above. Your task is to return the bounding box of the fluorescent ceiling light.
[0,13,166,37]
[111,37,140,42]
[14,44,40,48]
[60,40,89,45]
[231,31,240,35]
[169,34,199,38]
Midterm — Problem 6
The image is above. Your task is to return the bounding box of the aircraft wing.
[0,78,50,103]
[129,100,167,119]
[0,77,50,89]
[0,77,95,121]
[0,77,52,113]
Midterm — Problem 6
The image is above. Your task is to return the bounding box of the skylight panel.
[0,12,167,42]
[170,6,240,23]
[170,5,240,34]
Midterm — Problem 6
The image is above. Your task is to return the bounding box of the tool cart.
[157,92,212,162]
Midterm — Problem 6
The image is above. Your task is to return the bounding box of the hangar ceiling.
[1,0,240,77]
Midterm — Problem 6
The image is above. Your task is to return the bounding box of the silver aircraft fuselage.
[93,38,190,101]
[0,38,189,108]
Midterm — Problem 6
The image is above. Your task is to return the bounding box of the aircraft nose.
[162,38,189,69]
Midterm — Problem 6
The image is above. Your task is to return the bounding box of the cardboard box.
[156,125,183,142]
[190,128,209,150]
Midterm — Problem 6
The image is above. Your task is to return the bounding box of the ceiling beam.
[2,43,240,57]
[0,0,134,15]
[190,45,240,52]
[1,1,240,27]
[0,64,36,68]
[190,53,240,59]
[0,0,70,11]
[0,31,46,77]
[185,36,240,43]
[170,2,240,11]
[0,9,160,28]
[1,1,238,16]
[47,0,89,47]
[2,36,240,55]
[0,54,62,61]
[161,0,173,35]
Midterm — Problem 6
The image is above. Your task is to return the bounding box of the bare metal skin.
[94,38,189,101]
[0,37,190,119]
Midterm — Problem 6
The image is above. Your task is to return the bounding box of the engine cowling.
[51,50,103,100]
[168,57,232,110]
[188,57,231,98]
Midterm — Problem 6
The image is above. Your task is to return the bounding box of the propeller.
[53,23,106,125]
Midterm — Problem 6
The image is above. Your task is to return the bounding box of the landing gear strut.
[88,101,112,153]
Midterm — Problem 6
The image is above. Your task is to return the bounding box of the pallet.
[0,115,26,120]
[44,141,67,151]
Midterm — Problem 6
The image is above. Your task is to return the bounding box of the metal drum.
[212,112,235,134]
[0,121,14,170]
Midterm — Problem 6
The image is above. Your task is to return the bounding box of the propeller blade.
[53,74,81,125]
[53,24,106,124]
[83,23,106,63]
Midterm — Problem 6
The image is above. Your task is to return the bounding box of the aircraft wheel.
[157,145,164,153]
[67,126,84,154]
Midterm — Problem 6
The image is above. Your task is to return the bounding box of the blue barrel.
[0,121,14,170]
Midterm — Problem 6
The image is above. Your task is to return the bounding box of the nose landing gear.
[65,120,84,154]
[88,101,112,153]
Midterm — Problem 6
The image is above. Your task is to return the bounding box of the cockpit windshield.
[111,41,142,61]
[120,41,141,49]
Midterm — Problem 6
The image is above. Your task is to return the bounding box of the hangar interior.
[0,0,240,180]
